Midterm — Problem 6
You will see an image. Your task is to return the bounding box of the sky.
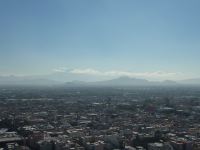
[0,0,200,80]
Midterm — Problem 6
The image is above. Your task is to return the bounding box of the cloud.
[53,67,68,73]
[52,67,181,80]
[70,68,102,75]
[69,68,179,79]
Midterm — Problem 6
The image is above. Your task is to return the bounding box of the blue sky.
[0,0,200,80]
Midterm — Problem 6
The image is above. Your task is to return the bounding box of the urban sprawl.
[0,86,199,150]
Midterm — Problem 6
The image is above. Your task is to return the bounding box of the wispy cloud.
[53,67,68,73]
[69,68,179,79]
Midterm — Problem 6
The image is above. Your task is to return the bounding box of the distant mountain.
[162,80,177,85]
[0,75,60,86]
[66,80,87,86]
[65,76,178,87]
[1,74,200,87]
[95,76,150,86]
[178,78,200,85]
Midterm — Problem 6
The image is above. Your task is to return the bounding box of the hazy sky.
[0,0,200,80]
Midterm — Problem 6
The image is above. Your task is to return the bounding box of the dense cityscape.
[0,86,199,150]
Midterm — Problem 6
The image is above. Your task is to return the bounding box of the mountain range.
[65,76,178,87]
[0,74,200,86]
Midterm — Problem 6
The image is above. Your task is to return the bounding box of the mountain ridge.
[0,75,200,86]
[65,76,178,87]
